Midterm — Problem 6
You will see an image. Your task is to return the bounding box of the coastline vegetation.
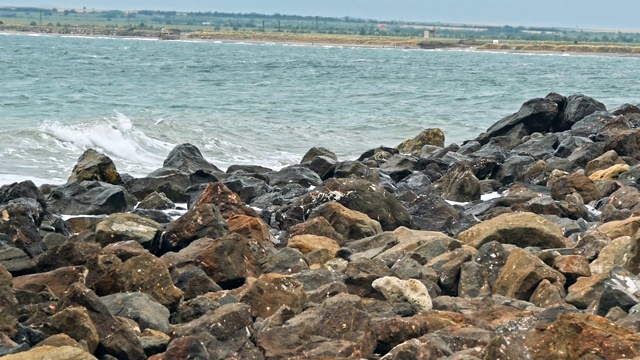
[2,6,640,53]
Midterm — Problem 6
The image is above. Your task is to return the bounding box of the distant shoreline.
[3,25,640,57]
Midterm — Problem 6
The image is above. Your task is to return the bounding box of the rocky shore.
[2,93,640,359]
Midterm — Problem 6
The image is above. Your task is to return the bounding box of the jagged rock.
[58,283,146,360]
[267,165,323,188]
[288,234,340,258]
[0,243,35,276]
[304,154,338,180]
[570,111,617,138]
[509,133,559,160]
[222,173,272,204]
[43,306,99,353]
[0,199,45,257]
[102,241,148,262]
[372,276,432,313]
[139,329,170,357]
[595,268,640,316]
[554,94,607,131]
[525,313,640,359]
[597,216,640,240]
[379,154,418,182]
[47,181,137,215]
[474,241,509,287]
[585,149,625,175]
[256,293,376,359]
[287,216,347,245]
[529,279,566,308]
[407,191,462,235]
[554,135,593,158]
[95,213,163,250]
[548,171,601,203]
[458,212,567,249]
[605,129,640,159]
[493,155,536,185]
[309,201,382,241]
[160,203,228,253]
[344,258,394,297]
[162,143,221,174]
[426,246,477,296]
[435,162,482,202]
[397,128,445,154]
[493,248,566,301]
[34,241,101,273]
[261,247,309,275]
[172,267,222,300]
[100,292,170,333]
[590,163,630,181]
[553,255,591,285]
[68,149,123,185]
[458,261,491,298]
[137,192,174,210]
[1,345,98,360]
[239,273,306,318]
[0,265,18,338]
[125,171,192,203]
[13,265,88,298]
[170,303,262,360]
[477,98,558,144]
[227,214,271,243]
[334,160,381,183]
[93,253,183,312]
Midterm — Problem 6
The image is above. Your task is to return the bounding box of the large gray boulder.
[46,181,137,215]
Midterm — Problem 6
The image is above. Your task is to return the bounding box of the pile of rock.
[2,92,640,359]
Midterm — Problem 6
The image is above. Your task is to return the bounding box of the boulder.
[68,149,123,185]
[457,212,567,249]
[0,345,98,360]
[595,268,640,316]
[406,191,462,235]
[509,133,559,160]
[525,313,640,359]
[493,155,536,185]
[13,265,88,298]
[0,180,46,210]
[47,181,137,215]
[222,173,272,204]
[0,200,45,258]
[589,236,640,275]
[58,283,146,360]
[565,273,609,309]
[397,128,445,154]
[95,213,163,250]
[458,261,491,298]
[598,216,640,240]
[43,306,99,353]
[189,182,258,219]
[162,143,221,174]
[288,234,340,258]
[101,241,148,262]
[493,248,566,301]
[585,149,625,175]
[160,203,229,253]
[344,258,394,297]
[589,164,630,181]
[372,276,433,313]
[227,214,271,243]
[477,98,559,144]
[474,241,509,287]
[100,292,170,333]
[125,171,192,203]
[554,94,607,132]
[304,155,338,180]
[569,111,617,138]
[379,154,418,182]
[0,265,18,338]
[256,293,376,359]
[309,201,382,241]
[93,253,183,311]
[548,171,601,203]
[434,162,482,202]
[239,273,306,318]
[172,267,222,300]
[380,338,452,360]
[261,247,310,275]
[287,216,346,245]
[426,246,477,296]
[605,129,640,159]
[267,165,323,188]
[0,243,36,276]
[136,192,174,210]
[34,241,101,273]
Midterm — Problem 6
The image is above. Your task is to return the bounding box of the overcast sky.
[1,0,638,30]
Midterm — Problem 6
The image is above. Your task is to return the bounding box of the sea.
[2,32,640,186]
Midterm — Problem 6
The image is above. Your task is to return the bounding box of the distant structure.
[377,23,388,32]
[424,29,435,38]
[493,40,500,45]
[159,28,181,40]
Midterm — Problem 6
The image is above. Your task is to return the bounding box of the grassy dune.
[187,31,427,46]
[479,42,640,54]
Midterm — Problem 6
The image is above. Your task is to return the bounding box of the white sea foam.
[0,174,65,187]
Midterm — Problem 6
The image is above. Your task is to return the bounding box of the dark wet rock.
[493,155,536,185]
[492,248,566,301]
[125,171,192,203]
[14,265,88,298]
[395,172,433,200]
[227,164,272,174]
[570,111,617,137]
[553,94,607,132]
[173,267,222,300]
[309,201,382,242]
[435,162,482,202]
[379,154,418,182]
[287,216,347,246]
[95,213,163,250]
[137,191,174,210]
[0,199,45,258]
[605,128,640,159]
[0,242,36,276]
[34,241,101,273]
[303,155,338,181]
[43,305,99,353]
[261,247,309,275]
[407,191,462,235]
[458,261,491,298]
[170,303,262,360]
[194,233,264,289]
[223,173,273,204]
[344,258,393,297]
[267,165,322,188]
[566,141,605,169]
[474,241,509,288]
[93,253,183,312]
[458,140,482,155]
[458,212,567,249]
[333,160,381,183]
[239,273,306,318]
[301,146,338,164]
[397,128,445,154]
[0,180,46,209]
[620,163,640,183]
[554,135,593,158]
[477,98,558,145]
[160,203,228,254]
[68,149,123,185]
[47,181,137,216]
[58,282,146,360]
[0,265,18,338]
[509,133,559,160]
[256,293,376,359]
[100,292,171,333]
[130,209,174,225]
[163,143,221,174]
[548,171,601,203]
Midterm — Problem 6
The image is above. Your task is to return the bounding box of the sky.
[1,0,638,30]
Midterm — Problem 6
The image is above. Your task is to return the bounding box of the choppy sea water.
[2,33,640,185]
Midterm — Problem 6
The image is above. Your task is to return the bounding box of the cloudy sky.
[1,0,638,30]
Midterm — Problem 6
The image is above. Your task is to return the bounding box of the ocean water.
[2,33,640,185]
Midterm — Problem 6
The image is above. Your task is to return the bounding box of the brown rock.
[157,336,209,360]
[288,234,340,258]
[68,149,123,185]
[565,273,609,309]
[457,212,567,249]
[137,192,174,210]
[0,265,18,337]
[226,214,271,243]
[102,241,149,262]
[529,279,566,308]
[396,128,445,154]
[239,273,306,318]
[525,313,640,360]
[94,253,183,311]
[597,216,640,240]
[493,248,566,301]
[1,345,98,360]
[427,246,477,296]
[95,213,163,250]
[548,171,602,203]
[589,164,630,181]
[553,254,591,284]
[287,216,346,245]
[344,258,394,297]
[589,235,640,275]
[34,241,101,273]
[44,306,99,353]
[36,333,86,350]
[192,182,258,219]
[585,149,625,176]
[309,201,382,241]
[604,128,640,159]
[13,266,88,298]
[435,162,482,202]
[161,203,229,253]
